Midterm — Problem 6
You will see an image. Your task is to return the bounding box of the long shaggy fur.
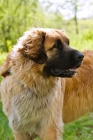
[0,28,83,140]
[63,50,93,123]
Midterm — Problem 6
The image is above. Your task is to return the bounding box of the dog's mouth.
[51,68,76,77]
[50,63,81,78]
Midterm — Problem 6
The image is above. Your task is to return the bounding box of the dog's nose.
[75,52,84,60]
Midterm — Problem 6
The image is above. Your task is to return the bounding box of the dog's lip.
[50,68,77,76]
[50,62,82,77]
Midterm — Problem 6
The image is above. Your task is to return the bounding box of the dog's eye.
[53,40,62,50]
[67,39,70,45]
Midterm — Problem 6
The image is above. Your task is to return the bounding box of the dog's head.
[16,28,84,78]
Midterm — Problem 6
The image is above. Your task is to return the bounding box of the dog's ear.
[20,30,47,64]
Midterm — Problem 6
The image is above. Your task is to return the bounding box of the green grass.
[0,102,14,140]
[63,114,93,140]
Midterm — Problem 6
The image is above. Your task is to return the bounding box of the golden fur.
[63,50,93,123]
[0,28,83,140]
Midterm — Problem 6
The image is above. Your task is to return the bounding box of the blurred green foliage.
[0,0,38,52]
[0,53,7,64]
[0,0,93,52]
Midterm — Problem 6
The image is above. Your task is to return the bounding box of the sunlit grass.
[63,113,93,140]
[0,102,14,140]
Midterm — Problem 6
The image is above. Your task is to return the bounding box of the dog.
[63,50,93,123]
[0,28,84,140]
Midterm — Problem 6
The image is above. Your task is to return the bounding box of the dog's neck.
[11,65,58,97]
[5,53,59,96]
[17,72,58,97]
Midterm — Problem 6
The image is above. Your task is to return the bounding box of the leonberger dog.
[0,28,83,140]
[63,50,93,123]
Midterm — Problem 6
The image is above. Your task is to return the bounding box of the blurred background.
[0,0,93,140]
[0,0,93,53]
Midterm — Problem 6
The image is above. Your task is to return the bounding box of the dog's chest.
[9,88,58,134]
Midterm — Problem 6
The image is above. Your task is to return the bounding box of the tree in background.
[0,0,93,52]
[63,0,93,34]
[0,0,38,52]
[0,0,64,52]
[41,0,93,34]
